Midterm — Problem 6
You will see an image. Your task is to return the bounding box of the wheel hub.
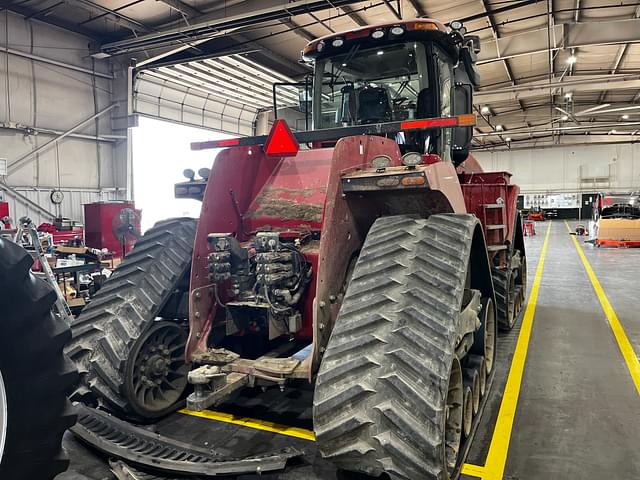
[126,322,189,417]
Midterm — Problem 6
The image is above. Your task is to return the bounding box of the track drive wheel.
[126,321,189,418]
[314,214,492,480]
[0,239,78,479]
[66,218,196,420]
[493,248,525,331]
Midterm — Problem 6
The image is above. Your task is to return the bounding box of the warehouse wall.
[474,143,640,194]
[0,11,126,225]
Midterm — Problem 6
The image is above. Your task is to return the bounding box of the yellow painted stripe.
[461,463,486,477]
[178,409,316,441]
[481,222,552,480]
[564,221,640,396]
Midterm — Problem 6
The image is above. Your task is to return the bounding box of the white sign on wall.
[524,193,580,209]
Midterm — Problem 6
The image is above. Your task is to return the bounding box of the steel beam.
[475,75,640,104]
[71,0,151,33]
[478,18,640,65]
[3,4,103,40]
[381,0,402,20]
[341,5,367,26]
[407,0,427,17]
[0,44,113,79]
[280,18,315,41]
[0,181,57,219]
[99,0,364,55]
[8,104,119,176]
[157,0,201,18]
[473,134,640,151]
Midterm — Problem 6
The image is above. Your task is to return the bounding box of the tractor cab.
[298,19,480,164]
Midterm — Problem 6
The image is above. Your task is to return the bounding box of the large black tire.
[313,214,486,480]
[66,218,196,420]
[0,238,78,479]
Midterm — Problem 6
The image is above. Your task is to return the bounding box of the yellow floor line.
[564,221,640,396]
[479,222,552,480]
[461,463,486,477]
[178,408,316,441]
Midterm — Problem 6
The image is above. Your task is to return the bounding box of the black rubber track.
[0,238,78,480]
[66,218,197,419]
[492,265,514,330]
[492,248,525,331]
[313,214,480,480]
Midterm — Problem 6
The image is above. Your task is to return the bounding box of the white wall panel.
[474,143,640,193]
[0,11,122,194]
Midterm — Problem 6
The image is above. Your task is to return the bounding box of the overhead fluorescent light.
[90,52,111,59]
[575,103,611,116]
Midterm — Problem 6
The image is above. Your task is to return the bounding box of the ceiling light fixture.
[622,114,630,120]
[495,124,503,131]
[561,115,568,121]
[481,106,490,114]
[564,92,572,99]
[505,137,512,142]
[610,129,617,134]
[567,55,577,65]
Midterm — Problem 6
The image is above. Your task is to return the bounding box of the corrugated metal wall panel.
[1,187,123,227]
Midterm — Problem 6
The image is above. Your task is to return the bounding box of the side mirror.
[452,83,473,165]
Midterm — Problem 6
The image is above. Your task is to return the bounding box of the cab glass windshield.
[313,42,430,129]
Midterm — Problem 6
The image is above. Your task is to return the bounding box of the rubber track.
[0,239,78,480]
[66,218,197,418]
[313,214,479,480]
[492,266,513,330]
[71,404,301,476]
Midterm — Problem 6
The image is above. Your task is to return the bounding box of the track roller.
[463,368,480,417]
[467,355,487,398]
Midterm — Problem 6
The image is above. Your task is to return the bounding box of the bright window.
[132,117,236,232]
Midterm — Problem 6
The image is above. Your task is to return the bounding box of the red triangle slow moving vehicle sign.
[264,119,299,157]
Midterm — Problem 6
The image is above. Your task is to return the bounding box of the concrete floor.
[59,221,640,480]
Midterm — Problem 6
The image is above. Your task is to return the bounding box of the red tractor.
[68,18,526,480]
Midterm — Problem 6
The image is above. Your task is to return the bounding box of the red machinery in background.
[84,201,141,259]
[0,201,10,228]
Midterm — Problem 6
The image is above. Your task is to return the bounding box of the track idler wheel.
[471,298,496,375]
[445,357,464,475]
[462,385,473,439]
[463,368,480,417]
[467,355,487,398]
[125,321,189,419]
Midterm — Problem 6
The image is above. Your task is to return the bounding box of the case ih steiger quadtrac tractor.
[67,18,526,480]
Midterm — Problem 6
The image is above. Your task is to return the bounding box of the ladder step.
[487,245,508,252]
[483,203,505,209]
[486,224,506,230]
